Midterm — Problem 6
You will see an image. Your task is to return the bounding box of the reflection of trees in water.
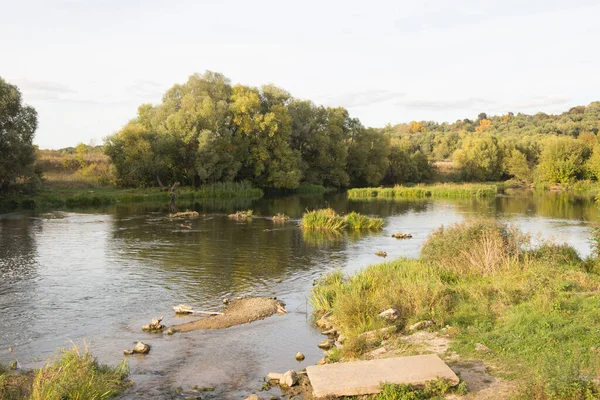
[109,210,349,300]
[0,215,40,283]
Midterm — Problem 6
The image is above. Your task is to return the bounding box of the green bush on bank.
[311,218,600,399]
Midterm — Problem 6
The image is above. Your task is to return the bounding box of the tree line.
[104,71,432,189]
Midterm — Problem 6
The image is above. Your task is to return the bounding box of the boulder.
[142,316,165,331]
[316,317,332,330]
[132,342,151,354]
[193,385,216,391]
[475,343,490,352]
[376,251,387,257]
[321,328,337,336]
[280,370,298,387]
[408,320,434,331]
[266,372,284,382]
[378,308,399,321]
[245,395,261,400]
[123,349,134,355]
[318,339,334,350]
[367,347,388,358]
[295,352,305,361]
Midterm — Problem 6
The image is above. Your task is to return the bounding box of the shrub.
[421,219,527,275]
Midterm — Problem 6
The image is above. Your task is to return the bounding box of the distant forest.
[3,72,600,193]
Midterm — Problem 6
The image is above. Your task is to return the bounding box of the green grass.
[0,182,263,212]
[0,346,129,400]
[301,208,384,231]
[347,183,498,199]
[311,219,600,398]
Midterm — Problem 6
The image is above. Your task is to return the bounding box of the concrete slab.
[306,354,459,398]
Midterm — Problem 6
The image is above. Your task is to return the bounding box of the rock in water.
[123,349,134,355]
[375,251,387,257]
[295,352,305,361]
[378,308,399,321]
[280,370,298,387]
[318,339,334,350]
[132,342,151,354]
[266,372,284,382]
[245,395,260,400]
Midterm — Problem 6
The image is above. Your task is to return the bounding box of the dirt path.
[172,297,285,332]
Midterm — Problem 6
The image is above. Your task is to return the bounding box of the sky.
[2,0,599,149]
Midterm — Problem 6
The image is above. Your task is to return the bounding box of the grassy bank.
[301,208,384,231]
[0,182,263,212]
[311,219,600,399]
[347,183,498,199]
[1,346,129,400]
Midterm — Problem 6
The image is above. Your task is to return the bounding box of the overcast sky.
[2,0,599,149]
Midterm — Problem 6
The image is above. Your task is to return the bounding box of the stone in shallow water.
[280,370,298,387]
[306,354,459,398]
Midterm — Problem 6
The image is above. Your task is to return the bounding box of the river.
[0,189,597,398]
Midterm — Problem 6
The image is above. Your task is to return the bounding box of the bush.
[421,219,527,275]
[301,209,383,231]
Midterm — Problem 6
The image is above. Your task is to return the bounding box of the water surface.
[0,190,597,398]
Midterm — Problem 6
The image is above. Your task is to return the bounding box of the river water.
[0,190,597,398]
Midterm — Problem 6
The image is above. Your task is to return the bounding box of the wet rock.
[295,352,305,361]
[193,385,216,391]
[132,342,150,354]
[123,349,134,355]
[142,316,165,331]
[475,343,490,352]
[378,308,399,321]
[408,320,434,331]
[280,370,298,387]
[266,372,284,382]
[317,358,327,365]
[318,339,334,350]
[375,251,387,257]
[321,328,337,336]
[245,395,261,400]
[223,298,229,304]
[169,211,200,219]
[167,328,175,335]
[392,232,413,239]
[174,304,194,314]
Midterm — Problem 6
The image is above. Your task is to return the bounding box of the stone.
[223,298,229,304]
[245,395,260,400]
[316,317,332,330]
[475,343,490,352]
[306,354,460,398]
[334,341,343,348]
[359,326,397,340]
[378,308,399,321]
[318,339,334,350]
[408,320,434,331]
[337,334,346,343]
[9,361,17,370]
[321,328,337,336]
[317,358,327,365]
[392,233,413,239]
[174,304,194,314]
[375,251,387,257]
[367,347,388,357]
[123,349,134,355]
[193,385,216,391]
[184,397,201,400]
[167,328,175,335]
[132,342,150,354]
[295,352,305,361]
[266,372,284,381]
[279,370,298,387]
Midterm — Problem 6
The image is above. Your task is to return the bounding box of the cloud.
[400,97,495,111]
[321,90,406,108]
[15,79,76,96]
[127,79,165,99]
[509,95,570,110]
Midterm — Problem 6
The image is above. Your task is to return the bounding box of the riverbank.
[309,219,600,399]
[0,182,264,212]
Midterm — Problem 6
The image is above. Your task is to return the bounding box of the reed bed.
[301,208,384,231]
[348,183,498,199]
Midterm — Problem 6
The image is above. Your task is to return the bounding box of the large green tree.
[0,77,38,191]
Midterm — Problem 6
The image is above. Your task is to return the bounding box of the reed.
[301,209,384,231]
[347,183,498,199]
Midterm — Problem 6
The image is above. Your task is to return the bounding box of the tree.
[348,127,391,186]
[505,149,533,184]
[0,77,38,191]
[536,136,586,185]
[475,119,492,133]
[453,134,504,181]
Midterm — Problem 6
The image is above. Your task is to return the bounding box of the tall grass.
[347,183,498,199]
[31,345,129,400]
[311,218,600,398]
[301,208,384,231]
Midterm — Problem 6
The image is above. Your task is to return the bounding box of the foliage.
[0,77,39,192]
[375,379,454,400]
[30,345,129,400]
[536,136,587,185]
